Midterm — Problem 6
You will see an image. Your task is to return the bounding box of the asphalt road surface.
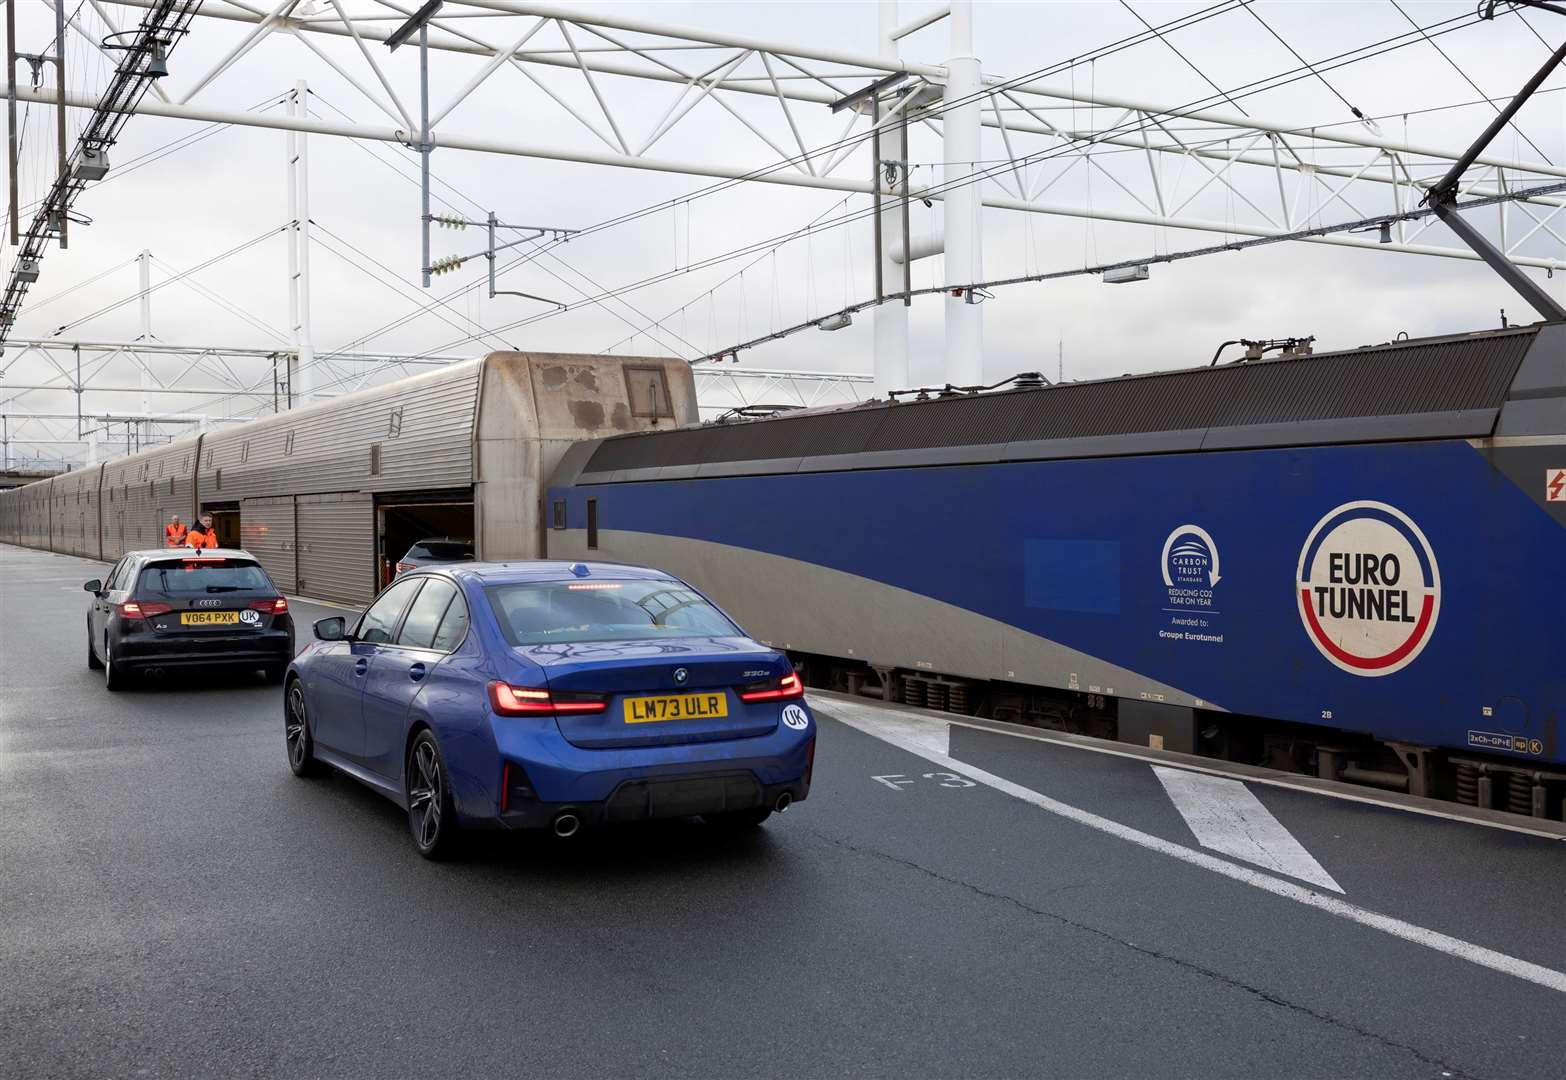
[3,544,1564,1079]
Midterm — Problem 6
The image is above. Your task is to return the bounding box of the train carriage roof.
[570,322,1562,484]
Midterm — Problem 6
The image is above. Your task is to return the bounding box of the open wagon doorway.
[376,496,475,588]
[201,504,241,549]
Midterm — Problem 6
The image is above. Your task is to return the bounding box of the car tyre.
[406,729,459,860]
[103,638,128,691]
[262,663,288,684]
[86,624,103,670]
[702,806,773,829]
[285,679,326,778]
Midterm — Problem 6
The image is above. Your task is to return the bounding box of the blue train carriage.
[544,322,1566,819]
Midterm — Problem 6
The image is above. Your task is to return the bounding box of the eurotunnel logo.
[1296,501,1440,677]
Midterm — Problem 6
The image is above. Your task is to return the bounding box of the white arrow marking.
[1153,766,1342,892]
[826,697,1566,995]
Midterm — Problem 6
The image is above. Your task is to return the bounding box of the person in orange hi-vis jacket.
[185,513,219,549]
[164,514,188,547]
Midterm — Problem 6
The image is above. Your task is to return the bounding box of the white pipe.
[286,87,301,410]
[890,229,943,265]
[874,0,909,397]
[110,0,1566,189]
[137,250,152,343]
[137,250,152,414]
[998,79,1566,181]
[891,5,949,42]
[452,0,931,77]
[429,17,546,128]
[294,80,316,405]
[16,85,1563,273]
[942,0,982,387]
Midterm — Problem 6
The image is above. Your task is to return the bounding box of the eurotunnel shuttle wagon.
[542,324,1566,816]
[4,329,1564,818]
[0,351,694,605]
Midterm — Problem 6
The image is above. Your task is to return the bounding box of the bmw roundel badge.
[673,667,688,685]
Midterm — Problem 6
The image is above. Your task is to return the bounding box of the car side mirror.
[313,616,347,642]
[83,579,102,593]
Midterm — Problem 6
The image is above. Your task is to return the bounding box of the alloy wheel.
[286,685,308,770]
[408,741,443,851]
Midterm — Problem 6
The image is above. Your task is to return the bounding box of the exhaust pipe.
[552,812,581,838]
[773,792,793,814]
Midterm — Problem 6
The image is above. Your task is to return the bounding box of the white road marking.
[928,711,1566,842]
[1153,765,1342,893]
[825,698,1566,996]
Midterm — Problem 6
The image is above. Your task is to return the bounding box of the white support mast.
[136,249,152,415]
[942,0,982,387]
[873,0,909,397]
[286,79,316,407]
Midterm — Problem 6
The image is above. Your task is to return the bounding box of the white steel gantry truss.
[4,0,1565,466]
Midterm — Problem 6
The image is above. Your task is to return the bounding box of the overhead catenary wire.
[45,226,287,338]
[413,6,1518,357]
[147,254,291,345]
[1390,0,1554,164]
[303,0,1256,363]
[1117,0,1250,116]
[309,222,520,353]
[15,253,142,313]
[1303,85,1566,130]
[1241,1,1377,124]
[509,0,1491,257]
[279,1,1502,376]
[697,178,1566,365]
[599,195,854,355]
[142,1,1534,404]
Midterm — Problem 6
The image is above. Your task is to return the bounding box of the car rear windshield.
[410,541,472,560]
[486,580,740,645]
[138,559,274,597]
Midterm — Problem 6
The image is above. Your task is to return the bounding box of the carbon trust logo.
[1162,525,1221,590]
[1296,501,1440,677]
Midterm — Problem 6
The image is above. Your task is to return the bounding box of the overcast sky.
[2,1,1563,461]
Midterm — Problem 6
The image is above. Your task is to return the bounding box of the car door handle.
[408,662,426,682]
[353,658,368,676]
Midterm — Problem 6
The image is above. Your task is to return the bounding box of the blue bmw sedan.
[284,561,815,858]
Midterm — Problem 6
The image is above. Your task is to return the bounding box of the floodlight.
[1102,265,1150,284]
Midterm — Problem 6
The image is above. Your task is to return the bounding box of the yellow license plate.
[180,611,240,626]
[623,692,729,724]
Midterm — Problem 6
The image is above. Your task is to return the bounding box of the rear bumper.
[455,704,816,830]
[497,770,808,831]
[113,628,293,670]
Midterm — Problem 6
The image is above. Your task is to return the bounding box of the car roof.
[441,560,675,585]
[128,548,258,561]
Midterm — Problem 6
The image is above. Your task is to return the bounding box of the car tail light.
[395,562,416,574]
[119,601,172,619]
[739,671,805,702]
[489,682,607,716]
[249,597,288,614]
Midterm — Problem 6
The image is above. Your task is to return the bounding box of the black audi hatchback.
[84,549,295,690]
